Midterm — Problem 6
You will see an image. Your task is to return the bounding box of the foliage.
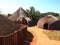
[26,7,40,17]
[41,12,59,17]
[26,6,59,19]
[57,16,60,19]
[26,7,41,25]
[7,14,12,17]
[26,6,60,25]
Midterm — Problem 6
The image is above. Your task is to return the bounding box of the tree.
[41,12,59,17]
[47,12,59,16]
[26,6,41,19]
[57,16,60,19]
[26,9,30,17]
[26,6,41,25]
[7,14,12,17]
[25,6,60,26]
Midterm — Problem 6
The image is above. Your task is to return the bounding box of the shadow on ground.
[21,31,34,45]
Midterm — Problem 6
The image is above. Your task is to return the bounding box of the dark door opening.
[43,23,48,29]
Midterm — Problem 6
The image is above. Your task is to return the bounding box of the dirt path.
[27,26,60,45]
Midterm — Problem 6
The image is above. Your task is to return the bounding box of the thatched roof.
[37,15,59,29]
[25,17,31,22]
[0,15,19,36]
[8,7,27,21]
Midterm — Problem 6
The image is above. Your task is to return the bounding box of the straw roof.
[0,15,19,36]
[8,7,27,21]
[8,7,31,26]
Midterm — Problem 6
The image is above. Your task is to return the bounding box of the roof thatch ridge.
[8,7,27,21]
[12,7,27,15]
[19,7,27,13]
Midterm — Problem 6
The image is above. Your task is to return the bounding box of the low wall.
[0,25,27,45]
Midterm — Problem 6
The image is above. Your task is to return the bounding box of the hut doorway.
[43,23,48,29]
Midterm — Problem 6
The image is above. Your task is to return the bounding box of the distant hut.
[37,15,59,29]
[8,7,31,25]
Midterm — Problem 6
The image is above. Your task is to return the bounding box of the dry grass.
[44,30,60,41]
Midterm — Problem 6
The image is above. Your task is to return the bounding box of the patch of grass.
[44,30,60,41]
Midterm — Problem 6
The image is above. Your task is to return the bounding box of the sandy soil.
[27,26,60,45]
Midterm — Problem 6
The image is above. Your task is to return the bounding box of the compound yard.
[27,26,60,45]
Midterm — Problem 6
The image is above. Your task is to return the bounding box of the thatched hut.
[0,14,31,45]
[8,7,27,21]
[37,15,59,29]
[8,7,31,25]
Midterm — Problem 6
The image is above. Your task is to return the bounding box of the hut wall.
[37,17,48,28]
[49,20,60,30]
[0,26,27,45]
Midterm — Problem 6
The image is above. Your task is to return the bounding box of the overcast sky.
[0,0,60,14]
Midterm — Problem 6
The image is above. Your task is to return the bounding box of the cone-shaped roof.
[8,7,27,21]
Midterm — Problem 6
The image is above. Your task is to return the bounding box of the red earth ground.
[27,26,60,45]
